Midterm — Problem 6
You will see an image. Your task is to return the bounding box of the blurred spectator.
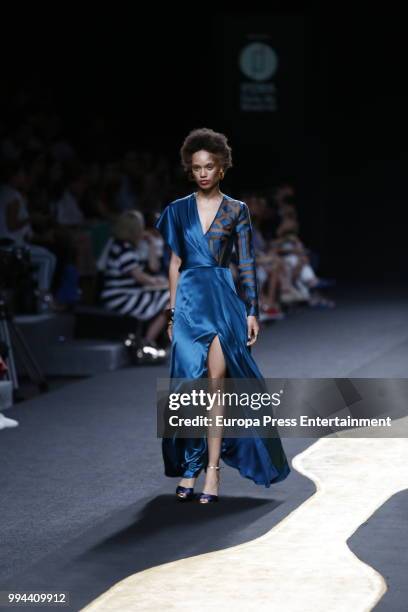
[0,158,57,310]
[100,210,170,346]
[51,161,86,226]
[50,160,97,277]
[143,210,167,274]
[116,151,143,212]
[246,193,295,318]
[96,162,122,221]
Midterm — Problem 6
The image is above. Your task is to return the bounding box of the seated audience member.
[143,210,166,273]
[274,218,334,306]
[251,220,285,319]
[50,161,96,277]
[0,158,57,311]
[96,163,123,222]
[115,151,143,212]
[100,210,170,347]
[247,194,298,318]
[273,181,298,226]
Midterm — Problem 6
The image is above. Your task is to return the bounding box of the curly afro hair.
[180,127,233,177]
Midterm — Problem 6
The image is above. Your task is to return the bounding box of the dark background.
[2,7,406,280]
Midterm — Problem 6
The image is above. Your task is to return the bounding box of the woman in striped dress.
[101,210,170,344]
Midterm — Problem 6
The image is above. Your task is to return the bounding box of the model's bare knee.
[207,334,227,379]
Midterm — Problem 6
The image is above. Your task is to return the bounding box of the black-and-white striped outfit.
[100,238,169,320]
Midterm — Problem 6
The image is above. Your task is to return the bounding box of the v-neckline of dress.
[193,191,225,237]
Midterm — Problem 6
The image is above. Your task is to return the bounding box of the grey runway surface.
[0,282,407,611]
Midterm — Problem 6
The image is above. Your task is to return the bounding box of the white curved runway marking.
[82,435,408,611]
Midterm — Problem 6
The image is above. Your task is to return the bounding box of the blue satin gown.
[155,191,291,487]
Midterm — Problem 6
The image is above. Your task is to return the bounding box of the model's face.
[191,150,222,190]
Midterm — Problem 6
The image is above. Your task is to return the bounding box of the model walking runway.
[155,129,290,492]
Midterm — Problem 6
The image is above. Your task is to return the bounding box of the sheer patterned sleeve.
[233,202,260,317]
[154,203,182,258]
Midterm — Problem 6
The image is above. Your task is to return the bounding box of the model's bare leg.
[178,475,198,488]
[202,334,227,497]
[178,334,226,492]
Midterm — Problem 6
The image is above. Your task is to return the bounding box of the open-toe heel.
[176,470,202,501]
[198,465,221,503]
[175,485,195,501]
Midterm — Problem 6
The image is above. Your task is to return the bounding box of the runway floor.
[1,282,407,611]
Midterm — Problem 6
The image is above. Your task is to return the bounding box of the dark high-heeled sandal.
[176,468,204,501]
[198,465,221,503]
[175,485,195,501]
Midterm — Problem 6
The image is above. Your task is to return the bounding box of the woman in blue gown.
[155,128,290,502]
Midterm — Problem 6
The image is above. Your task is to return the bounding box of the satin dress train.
[155,191,290,487]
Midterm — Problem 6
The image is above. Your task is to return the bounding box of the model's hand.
[247,315,259,346]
